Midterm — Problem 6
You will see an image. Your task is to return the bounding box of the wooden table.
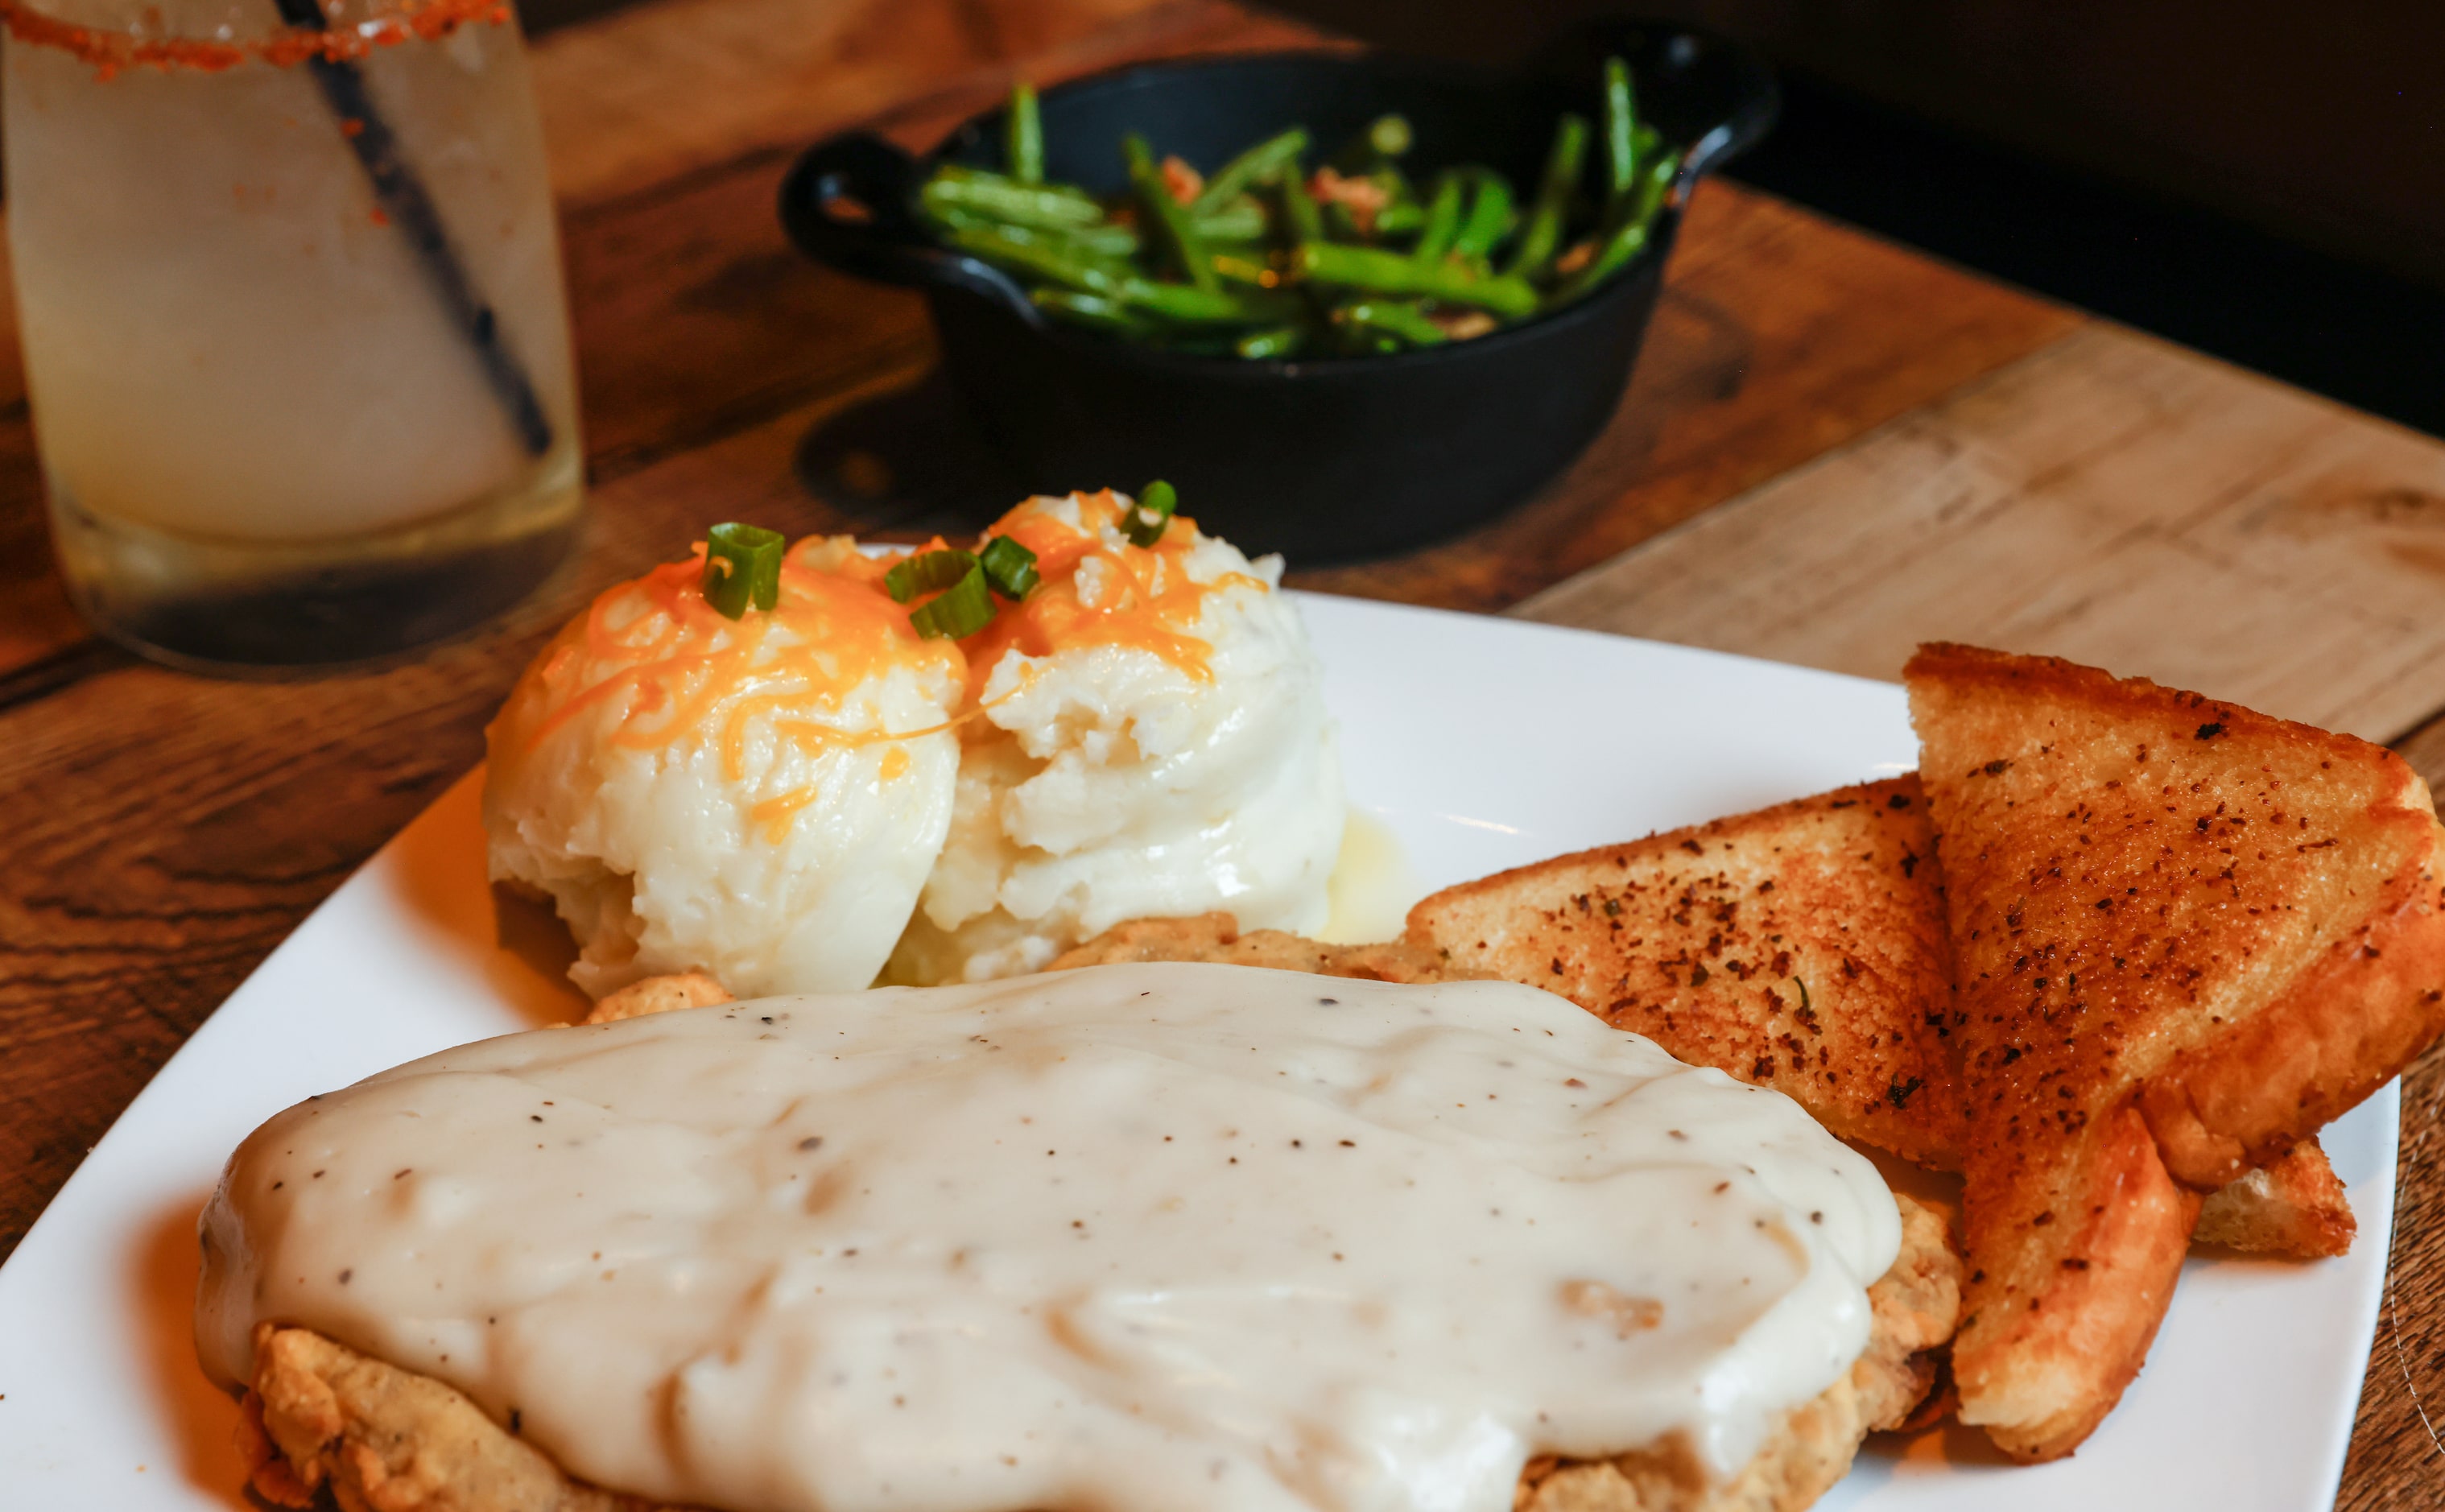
[2,0,2441,1502]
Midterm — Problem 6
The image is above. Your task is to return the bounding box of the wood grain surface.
[1517,320,2445,743]
[0,0,2438,1502]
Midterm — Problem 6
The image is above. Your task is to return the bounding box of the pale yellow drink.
[3,0,582,667]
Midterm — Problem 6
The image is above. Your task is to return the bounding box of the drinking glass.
[3,0,584,669]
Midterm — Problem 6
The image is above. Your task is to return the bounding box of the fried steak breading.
[238,1204,1956,1512]
[239,1324,678,1511]
[1906,642,2445,1460]
[1520,1192,1957,1512]
[1044,911,1478,982]
[584,970,733,1024]
[1402,779,2355,1258]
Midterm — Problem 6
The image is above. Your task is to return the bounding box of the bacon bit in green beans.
[702,523,783,618]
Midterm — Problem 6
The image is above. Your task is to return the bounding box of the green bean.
[1549,154,1677,305]
[1189,196,1269,243]
[1412,173,1465,264]
[1192,127,1309,216]
[1294,242,1540,317]
[1601,57,1635,208]
[923,165,1103,231]
[925,205,1139,262]
[918,74,1665,357]
[1504,113,1588,279]
[1278,167,1324,244]
[1336,300,1449,347]
[1030,288,1158,333]
[1065,221,1141,260]
[1451,170,1515,262]
[1123,132,1218,292]
[1008,81,1044,186]
[1118,279,1301,325]
[1051,221,1140,260]
[944,221,1122,294]
[1235,324,1305,359]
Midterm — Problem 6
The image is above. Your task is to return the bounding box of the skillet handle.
[1678,37,1778,181]
[777,131,1042,322]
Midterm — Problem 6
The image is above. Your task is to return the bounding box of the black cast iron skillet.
[779,21,1774,562]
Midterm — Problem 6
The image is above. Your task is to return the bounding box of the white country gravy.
[197,963,1899,1512]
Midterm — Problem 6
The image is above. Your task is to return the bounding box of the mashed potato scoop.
[485,490,1344,998]
[888,490,1344,982]
[485,537,967,998]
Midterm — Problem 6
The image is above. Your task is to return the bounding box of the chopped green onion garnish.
[703,523,784,618]
[907,560,996,638]
[885,548,981,605]
[886,548,1000,637]
[1125,480,1178,547]
[978,535,1040,598]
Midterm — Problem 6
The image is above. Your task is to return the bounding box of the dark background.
[519,0,2445,439]
[1252,0,2445,439]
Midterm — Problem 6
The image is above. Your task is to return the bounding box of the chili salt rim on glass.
[0,0,512,77]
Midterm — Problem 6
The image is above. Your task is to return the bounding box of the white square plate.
[0,595,2390,1510]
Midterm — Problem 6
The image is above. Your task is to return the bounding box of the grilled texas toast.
[2192,1141,2355,1257]
[1410,779,1961,1166]
[1403,777,2352,1256]
[1906,642,2445,1460]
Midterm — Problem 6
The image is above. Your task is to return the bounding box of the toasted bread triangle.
[1408,778,1963,1166]
[1906,642,2445,1459]
[1405,777,2356,1258]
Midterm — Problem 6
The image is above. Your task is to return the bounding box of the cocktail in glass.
[3,0,583,668]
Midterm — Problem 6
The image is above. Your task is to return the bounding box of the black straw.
[273,0,554,457]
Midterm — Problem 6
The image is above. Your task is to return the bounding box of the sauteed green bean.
[917,62,1677,357]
